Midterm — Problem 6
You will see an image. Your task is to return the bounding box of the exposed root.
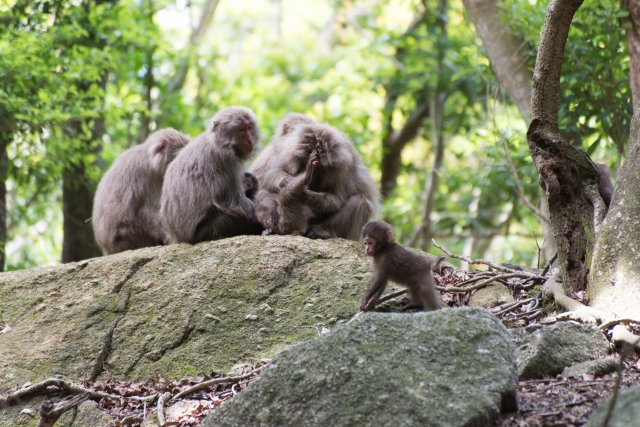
[36,393,90,427]
[611,325,640,351]
[169,367,263,402]
[157,392,171,426]
[542,269,640,347]
[0,378,156,407]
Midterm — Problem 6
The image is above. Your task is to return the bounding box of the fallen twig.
[432,240,544,279]
[169,367,263,402]
[157,392,171,426]
[439,273,532,293]
[36,393,90,427]
[1,378,156,407]
[493,298,536,316]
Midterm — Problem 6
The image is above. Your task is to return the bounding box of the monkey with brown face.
[92,128,190,255]
[161,106,263,244]
[360,221,444,312]
[250,114,380,240]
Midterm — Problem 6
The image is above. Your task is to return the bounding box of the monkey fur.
[360,221,444,312]
[92,128,190,255]
[161,106,263,244]
[250,113,380,240]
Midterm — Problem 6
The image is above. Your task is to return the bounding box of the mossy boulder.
[0,236,428,392]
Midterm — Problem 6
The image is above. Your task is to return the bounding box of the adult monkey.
[93,128,190,255]
[250,113,380,240]
[161,106,263,244]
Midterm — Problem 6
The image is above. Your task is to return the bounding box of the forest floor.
[6,268,640,426]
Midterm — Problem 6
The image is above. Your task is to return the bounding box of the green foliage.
[1,0,632,270]
[502,0,631,170]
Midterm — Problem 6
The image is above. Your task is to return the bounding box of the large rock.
[468,283,515,308]
[203,307,518,427]
[509,322,609,380]
[0,236,389,392]
[585,385,640,427]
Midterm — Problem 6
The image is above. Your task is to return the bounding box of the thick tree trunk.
[589,106,640,318]
[61,114,104,263]
[622,0,640,109]
[461,0,532,123]
[527,0,601,292]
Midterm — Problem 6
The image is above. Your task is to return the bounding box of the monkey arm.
[360,273,388,311]
[310,194,376,241]
[303,190,343,215]
[261,169,297,192]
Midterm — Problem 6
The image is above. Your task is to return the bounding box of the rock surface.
[562,357,619,379]
[509,322,609,380]
[0,236,386,391]
[585,384,640,427]
[203,307,518,427]
[468,283,515,308]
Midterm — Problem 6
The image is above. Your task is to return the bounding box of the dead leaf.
[1,324,12,334]
[582,373,595,381]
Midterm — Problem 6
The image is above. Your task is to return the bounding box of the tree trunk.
[462,0,560,266]
[622,0,640,109]
[461,0,533,123]
[62,111,104,263]
[589,105,640,318]
[0,129,8,271]
[527,0,600,292]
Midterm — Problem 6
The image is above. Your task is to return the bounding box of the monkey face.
[363,235,378,256]
[236,120,256,157]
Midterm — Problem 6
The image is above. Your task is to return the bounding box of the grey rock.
[562,357,619,378]
[468,283,515,308]
[585,384,640,427]
[0,236,381,391]
[203,307,518,427]
[510,322,609,380]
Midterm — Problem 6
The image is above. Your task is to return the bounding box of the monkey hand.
[360,298,376,312]
[305,151,320,186]
[279,176,294,189]
[305,225,333,239]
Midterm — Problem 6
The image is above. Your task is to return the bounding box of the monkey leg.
[255,190,280,232]
[307,194,376,241]
[192,204,260,243]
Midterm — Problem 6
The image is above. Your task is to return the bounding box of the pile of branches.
[0,363,266,427]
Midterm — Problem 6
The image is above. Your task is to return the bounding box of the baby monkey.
[360,221,445,312]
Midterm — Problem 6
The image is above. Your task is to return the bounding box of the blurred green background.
[0,0,629,270]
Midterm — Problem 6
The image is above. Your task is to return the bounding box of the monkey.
[249,113,380,240]
[255,150,319,236]
[360,221,444,312]
[92,128,190,255]
[595,163,613,208]
[243,172,259,200]
[160,106,263,244]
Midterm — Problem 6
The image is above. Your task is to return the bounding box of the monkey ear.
[385,229,394,242]
[151,139,169,154]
